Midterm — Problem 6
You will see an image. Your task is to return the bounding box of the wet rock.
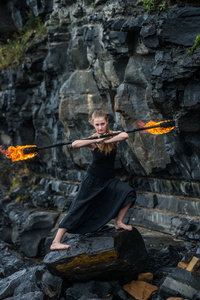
[158,267,200,299]
[131,207,200,242]
[40,269,63,299]
[124,280,158,300]
[66,281,109,300]
[44,227,149,281]
[19,211,60,257]
[1,1,200,298]
[161,7,200,46]
[0,197,60,257]
[0,265,63,300]
[65,279,134,300]
[194,291,200,300]
[0,266,44,300]
[0,242,35,277]
[5,291,44,300]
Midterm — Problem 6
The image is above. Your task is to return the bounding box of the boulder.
[19,211,60,258]
[0,266,44,300]
[123,280,158,300]
[158,267,200,299]
[44,227,149,282]
[0,266,62,300]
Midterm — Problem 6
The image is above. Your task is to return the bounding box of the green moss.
[0,11,46,70]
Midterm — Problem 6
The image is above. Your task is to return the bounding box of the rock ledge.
[44,227,149,282]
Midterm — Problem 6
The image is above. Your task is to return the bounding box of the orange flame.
[0,145,38,162]
[134,120,175,135]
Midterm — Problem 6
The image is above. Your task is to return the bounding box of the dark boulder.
[0,266,63,300]
[158,267,200,299]
[44,227,149,282]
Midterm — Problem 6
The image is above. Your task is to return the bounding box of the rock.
[0,265,63,300]
[194,291,200,300]
[123,280,158,300]
[0,242,35,277]
[166,298,184,300]
[177,261,188,270]
[186,256,200,275]
[5,291,44,300]
[19,211,60,257]
[0,266,44,300]
[66,281,110,300]
[40,269,63,299]
[44,227,149,281]
[138,272,154,283]
[158,267,200,299]
[161,7,200,46]
[0,3,200,298]
[64,279,134,300]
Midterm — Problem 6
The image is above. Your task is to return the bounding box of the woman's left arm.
[104,132,129,144]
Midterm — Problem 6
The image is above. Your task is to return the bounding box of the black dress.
[58,147,136,234]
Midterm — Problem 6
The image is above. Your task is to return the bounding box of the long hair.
[90,110,116,155]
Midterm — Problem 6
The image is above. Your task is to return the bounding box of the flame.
[134,120,175,135]
[0,145,38,162]
[134,120,148,133]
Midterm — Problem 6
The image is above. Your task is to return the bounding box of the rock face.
[0,0,200,258]
[44,227,149,281]
[158,267,200,299]
[0,265,63,300]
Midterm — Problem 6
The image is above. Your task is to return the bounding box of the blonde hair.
[90,110,116,155]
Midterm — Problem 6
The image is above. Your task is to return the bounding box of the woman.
[50,110,136,250]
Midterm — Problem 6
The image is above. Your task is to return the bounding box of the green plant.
[24,10,45,38]
[187,34,200,54]
[0,11,46,69]
[159,1,166,10]
[91,2,96,9]
[142,0,166,11]
[15,193,29,202]
[0,39,24,69]
[10,177,21,193]
[142,0,156,10]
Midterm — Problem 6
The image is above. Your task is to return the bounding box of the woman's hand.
[95,137,105,144]
[104,132,129,144]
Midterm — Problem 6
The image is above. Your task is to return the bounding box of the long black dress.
[58,147,136,234]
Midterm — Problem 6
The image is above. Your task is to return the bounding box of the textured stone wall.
[0,0,200,241]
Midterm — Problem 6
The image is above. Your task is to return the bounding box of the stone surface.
[44,227,149,281]
[0,1,200,298]
[123,280,158,300]
[0,0,200,241]
[0,265,62,300]
[0,266,44,300]
[158,267,200,299]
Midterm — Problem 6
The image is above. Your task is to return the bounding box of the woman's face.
[93,117,108,134]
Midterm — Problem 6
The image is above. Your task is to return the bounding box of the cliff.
[0,0,200,258]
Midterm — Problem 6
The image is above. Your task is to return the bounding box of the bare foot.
[50,242,70,251]
[115,221,132,231]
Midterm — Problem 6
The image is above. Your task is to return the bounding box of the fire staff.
[50,110,136,250]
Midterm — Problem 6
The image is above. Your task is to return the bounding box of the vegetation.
[0,11,46,70]
[142,0,166,11]
[91,3,96,9]
[10,177,22,193]
[187,34,200,54]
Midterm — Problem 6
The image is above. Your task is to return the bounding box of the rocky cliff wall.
[0,0,200,245]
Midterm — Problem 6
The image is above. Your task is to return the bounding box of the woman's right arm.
[72,137,105,149]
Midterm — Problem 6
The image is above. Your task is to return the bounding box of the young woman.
[50,110,136,250]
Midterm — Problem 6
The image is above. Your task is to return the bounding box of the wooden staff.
[23,120,175,155]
